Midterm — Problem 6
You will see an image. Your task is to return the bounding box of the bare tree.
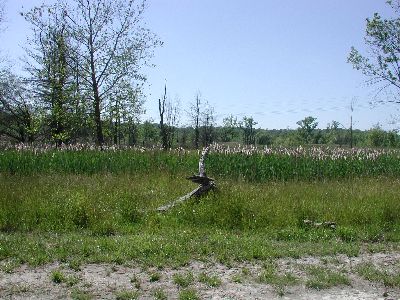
[200,102,215,147]
[167,95,180,145]
[159,84,168,149]
[159,84,180,149]
[189,92,202,149]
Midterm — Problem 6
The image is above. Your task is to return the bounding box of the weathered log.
[156,146,216,212]
[198,146,209,177]
[186,174,214,185]
[156,182,215,212]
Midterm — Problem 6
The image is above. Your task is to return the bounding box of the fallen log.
[157,146,216,212]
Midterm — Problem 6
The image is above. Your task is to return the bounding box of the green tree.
[368,124,399,147]
[0,71,40,143]
[296,116,318,144]
[257,131,272,146]
[140,119,158,147]
[348,1,400,102]
[368,124,388,147]
[23,6,76,145]
[221,114,239,142]
[108,80,144,145]
[326,120,342,145]
[60,0,161,145]
[240,116,257,145]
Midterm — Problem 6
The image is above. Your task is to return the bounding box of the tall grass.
[1,144,400,181]
[1,144,400,266]
[0,149,196,176]
[1,173,399,242]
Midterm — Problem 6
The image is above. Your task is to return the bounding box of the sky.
[1,0,400,130]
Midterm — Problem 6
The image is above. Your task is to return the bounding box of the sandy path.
[1,252,399,299]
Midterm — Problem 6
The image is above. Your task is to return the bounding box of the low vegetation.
[173,272,194,288]
[115,290,139,300]
[0,145,399,298]
[198,272,222,288]
[152,288,168,300]
[356,262,400,287]
[1,145,400,181]
[305,266,350,290]
[178,288,200,300]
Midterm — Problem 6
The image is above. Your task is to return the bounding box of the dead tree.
[157,146,215,212]
[159,84,168,149]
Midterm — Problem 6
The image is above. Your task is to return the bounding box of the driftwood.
[157,146,216,212]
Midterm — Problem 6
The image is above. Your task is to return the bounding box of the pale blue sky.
[1,0,399,130]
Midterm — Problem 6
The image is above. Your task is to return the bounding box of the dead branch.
[157,146,216,212]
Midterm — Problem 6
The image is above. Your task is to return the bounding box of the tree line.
[136,115,400,149]
[1,0,160,146]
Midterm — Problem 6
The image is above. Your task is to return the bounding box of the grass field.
[1,146,400,269]
[1,146,400,298]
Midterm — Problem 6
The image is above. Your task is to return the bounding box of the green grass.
[173,271,194,288]
[198,272,222,288]
[51,269,65,284]
[130,274,141,289]
[71,288,92,300]
[115,290,139,300]
[257,261,298,295]
[9,284,31,295]
[0,230,369,270]
[178,288,200,300]
[50,269,80,286]
[0,173,399,268]
[1,149,400,268]
[1,147,400,181]
[153,288,167,300]
[305,266,351,290]
[1,258,20,273]
[231,273,243,283]
[356,262,400,287]
[1,173,399,240]
[149,271,161,282]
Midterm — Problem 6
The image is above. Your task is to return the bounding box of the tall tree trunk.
[159,84,168,149]
[194,94,200,149]
[89,22,104,146]
[93,90,104,146]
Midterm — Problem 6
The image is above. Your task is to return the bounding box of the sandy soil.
[0,252,399,299]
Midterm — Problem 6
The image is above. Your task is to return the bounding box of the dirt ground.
[1,252,399,299]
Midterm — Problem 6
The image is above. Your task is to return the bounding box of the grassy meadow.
[1,145,400,269]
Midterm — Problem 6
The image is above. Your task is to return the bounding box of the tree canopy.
[348,0,400,103]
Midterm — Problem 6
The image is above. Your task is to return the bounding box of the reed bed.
[1,143,399,181]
